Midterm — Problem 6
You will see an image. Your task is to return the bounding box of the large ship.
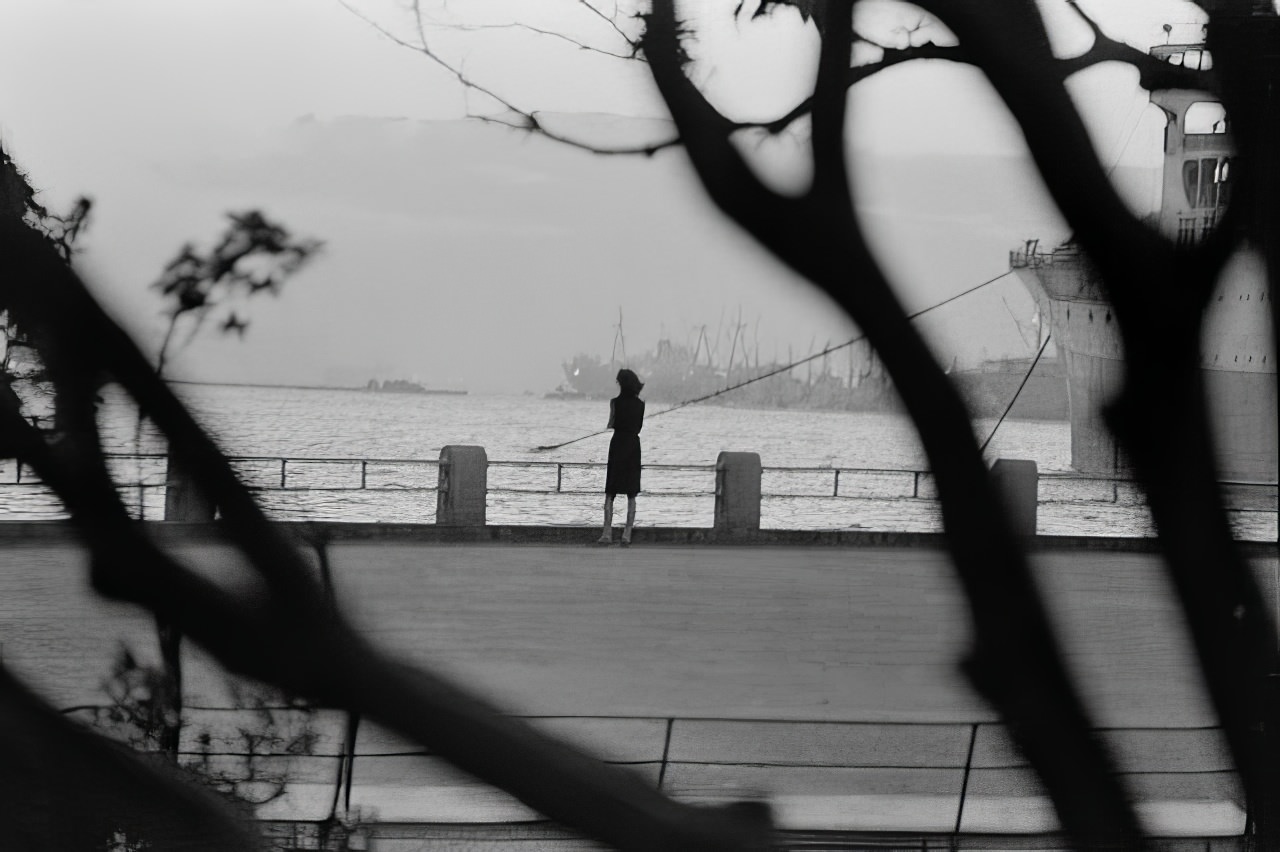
[553,335,1072,417]
[1010,43,1277,482]
[551,336,900,411]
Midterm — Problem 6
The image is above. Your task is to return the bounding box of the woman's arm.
[607,399,615,429]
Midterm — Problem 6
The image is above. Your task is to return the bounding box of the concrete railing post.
[990,458,1038,537]
[164,456,216,522]
[715,451,761,536]
[437,445,487,526]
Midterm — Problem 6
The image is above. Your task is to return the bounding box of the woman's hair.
[616,368,644,397]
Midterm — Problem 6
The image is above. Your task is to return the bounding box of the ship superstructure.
[1011,44,1276,482]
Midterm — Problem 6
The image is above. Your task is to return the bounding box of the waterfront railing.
[56,702,1243,840]
[0,449,1274,538]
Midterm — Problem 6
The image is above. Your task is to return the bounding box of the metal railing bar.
[966,765,1241,778]
[10,479,1277,516]
[75,703,1238,734]
[344,752,667,766]
[490,461,713,472]
[767,466,927,476]
[95,451,1274,490]
[103,747,1242,779]
[662,759,981,771]
[235,455,442,466]
[489,488,715,497]
[1034,500,1273,514]
[765,494,932,502]
[1039,469,1278,490]
[245,486,441,494]
[19,454,1280,527]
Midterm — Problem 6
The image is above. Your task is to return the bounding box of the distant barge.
[366,379,467,395]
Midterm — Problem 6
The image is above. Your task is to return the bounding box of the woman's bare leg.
[622,495,636,544]
[599,494,615,543]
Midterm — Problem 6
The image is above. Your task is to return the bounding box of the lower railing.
[58,702,1245,841]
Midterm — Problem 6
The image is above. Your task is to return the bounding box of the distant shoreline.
[166,379,468,395]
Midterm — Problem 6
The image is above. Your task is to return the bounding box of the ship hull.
[951,360,1069,421]
[1012,251,1277,483]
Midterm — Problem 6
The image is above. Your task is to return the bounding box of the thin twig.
[446,20,638,60]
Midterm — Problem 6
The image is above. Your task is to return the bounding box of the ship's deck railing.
[58,701,1245,840]
[1008,238,1080,270]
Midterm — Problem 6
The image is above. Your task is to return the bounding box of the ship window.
[1183,157,1230,208]
[1183,159,1200,206]
[1185,101,1228,134]
[1182,49,1212,71]
[1199,158,1218,207]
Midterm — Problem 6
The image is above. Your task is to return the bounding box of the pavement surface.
[4,533,1273,836]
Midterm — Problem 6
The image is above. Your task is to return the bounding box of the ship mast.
[610,307,627,366]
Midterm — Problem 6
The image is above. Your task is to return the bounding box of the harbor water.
[1,383,1272,540]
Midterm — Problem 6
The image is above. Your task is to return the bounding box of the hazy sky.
[1,0,1210,392]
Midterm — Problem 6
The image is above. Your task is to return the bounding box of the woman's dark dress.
[605,395,644,496]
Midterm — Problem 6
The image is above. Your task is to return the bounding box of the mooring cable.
[533,269,1017,452]
[978,333,1054,455]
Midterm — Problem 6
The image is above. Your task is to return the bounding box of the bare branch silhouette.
[904,0,1277,829]
[642,1,1144,846]
[0,213,775,851]
[443,20,639,60]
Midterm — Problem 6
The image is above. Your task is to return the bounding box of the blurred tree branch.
[642,0,1144,845]
[0,209,775,850]
[345,0,1279,846]
[0,659,257,851]
[152,211,322,378]
[904,0,1278,833]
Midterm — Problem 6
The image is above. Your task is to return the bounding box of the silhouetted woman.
[599,368,645,545]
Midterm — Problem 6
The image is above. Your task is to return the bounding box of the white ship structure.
[1010,44,1277,483]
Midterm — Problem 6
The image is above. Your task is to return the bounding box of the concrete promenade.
[2,524,1272,843]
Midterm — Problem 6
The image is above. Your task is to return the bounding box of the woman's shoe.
[597,533,613,545]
